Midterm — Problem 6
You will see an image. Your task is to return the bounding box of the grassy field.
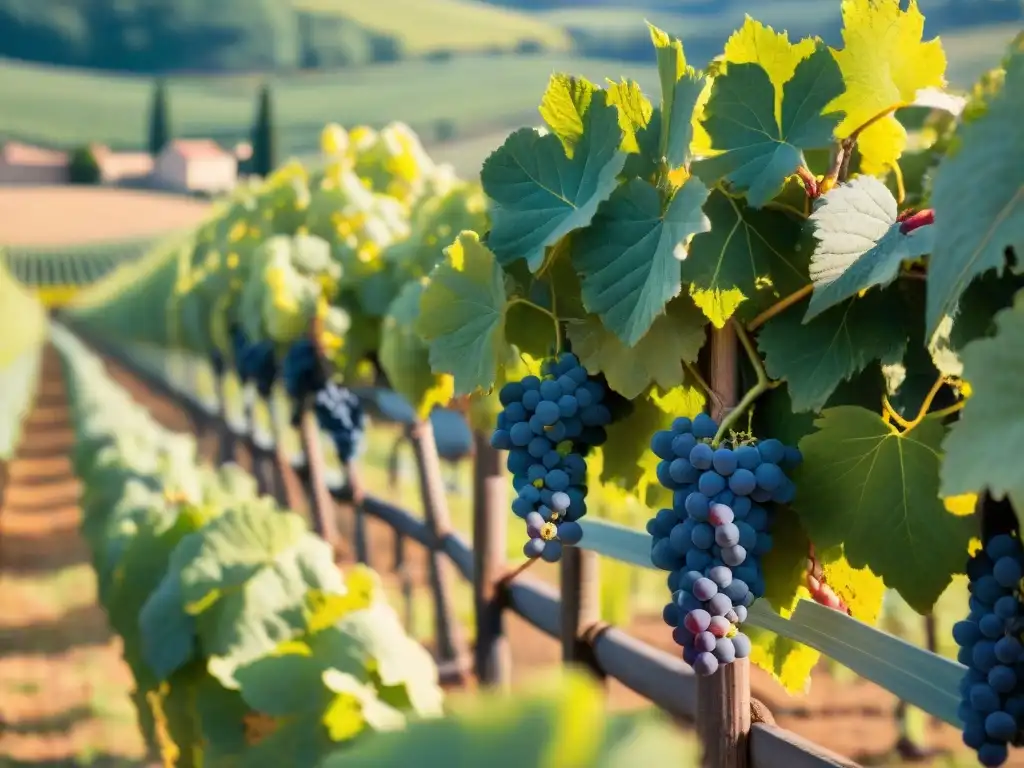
[294,0,571,54]
[0,54,659,156]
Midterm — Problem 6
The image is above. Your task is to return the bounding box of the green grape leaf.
[171,507,345,685]
[647,24,705,168]
[794,407,977,613]
[805,176,935,321]
[416,232,514,396]
[926,47,1024,336]
[748,507,821,693]
[573,177,710,346]
[139,563,198,680]
[601,386,704,489]
[242,709,336,768]
[681,191,808,327]
[605,78,654,154]
[538,74,597,155]
[379,281,453,420]
[941,297,1024,504]
[319,671,694,768]
[694,45,845,207]
[193,674,251,764]
[482,91,626,271]
[758,291,908,412]
[567,296,707,399]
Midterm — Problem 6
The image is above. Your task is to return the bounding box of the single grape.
[698,471,727,497]
[685,492,711,521]
[692,413,717,439]
[734,604,748,624]
[558,521,583,546]
[994,595,1019,619]
[715,522,740,547]
[693,577,718,601]
[672,625,695,646]
[684,609,712,634]
[672,433,698,459]
[709,503,734,526]
[952,620,982,647]
[987,534,1021,560]
[994,556,1023,588]
[524,538,545,558]
[663,603,680,627]
[970,683,1001,713]
[672,416,693,433]
[651,539,681,570]
[714,636,736,663]
[550,491,571,512]
[690,443,714,470]
[651,430,675,460]
[728,468,756,496]
[980,613,1005,639]
[708,615,732,638]
[978,742,1009,767]
[534,399,560,425]
[994,635,1022,664]
[989,664,1017,693]
[545,469,570,492]
[722,545,747,567]
[693,651,719,676]
[540,540,563,563]
[732,632,751,659]
[679,570,703,592]
[723,579,749,603]
[499,381,525,405]
[708,565,733,589]
[491,429,512,450]
[707,593,733,617]
[712,448,738,476]
[670,458,700,485]
[757,438,785,465]
[984,710,1016,741]
[694,631,716,653]
[754,462,783,491]
[974,575,1006,606]
[691,523,715,551]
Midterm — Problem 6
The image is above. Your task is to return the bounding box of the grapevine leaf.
[758,291,908,412]
[932,272,1024,377]
[694,45,845,207]
[567,296,707,400]
[601,386,704,489]
[647,26,705,168]
[174,507,345,685]
[193,673,251,763]
[925,47,1024,336]
[379,281,454,421]
[573,177,711,346]
[794,406,977,613]
[482,91,626,272]
[538,74,597,155]
[829,0,946,175]
[941,298,1024,506]
[805,176,935,321]
[605,78,653,154]
[416,232,514,396]
[820,548,887,626]
[748,506,820,693]
[721,16,817,123]
[681,191,808,327]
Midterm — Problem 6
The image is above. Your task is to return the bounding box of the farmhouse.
[0,141,69,185]
[153,139,238,195]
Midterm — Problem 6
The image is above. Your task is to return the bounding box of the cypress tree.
[147,79,170,155]
[250,83,278,177]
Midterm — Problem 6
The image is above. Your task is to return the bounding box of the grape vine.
[61,0,1024,763]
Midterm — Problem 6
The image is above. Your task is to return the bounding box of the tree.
[250,82,277,178]
[148,78,170,155]
[68,146,100,184]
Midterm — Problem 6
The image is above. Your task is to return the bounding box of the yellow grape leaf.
[945,493,978,516]
[605,77,652,154]
[721,15,817,124]
[820,551,886,625]
[829,0,946,174]
[749,620,821,694]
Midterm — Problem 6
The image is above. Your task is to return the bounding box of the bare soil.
[0,188,210,247]
[4,347,1020,766]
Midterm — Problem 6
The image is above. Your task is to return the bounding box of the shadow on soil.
[0,605,113,655]
[0,530,90,574]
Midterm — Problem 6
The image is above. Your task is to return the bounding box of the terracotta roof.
[165,139,231,161]
[1,141,68,166]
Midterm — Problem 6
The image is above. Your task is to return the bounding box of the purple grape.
[694,631,716,652]
[693,577,718,601]
[672,625,695,647]
[684,609,711,634]
[714,636,736,663]
[715,522,740,547]
[693,651,719,676]
[732,632,751,659]
[722,544,747,567]
[524,539,545,558]
[707,592,733,617]
[707,565,733,588]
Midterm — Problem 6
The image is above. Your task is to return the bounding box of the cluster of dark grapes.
[282,338,328,425]
[954,534,1024,766]
[231,325,278,399]
[648,413,801,676]
[490,353,612,563]
[314,381,366,463]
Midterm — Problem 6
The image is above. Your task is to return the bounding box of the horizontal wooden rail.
[60,324,864,768]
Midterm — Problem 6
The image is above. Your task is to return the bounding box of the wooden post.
[267,397,305,513]
[472,431,511,688]
[299,408,341,548]
[699,323,750,768]
[215,372,236,467]
[394,530,414,632]
[344,460,371,566]
[408,417,467,672]
[560,546,603,677]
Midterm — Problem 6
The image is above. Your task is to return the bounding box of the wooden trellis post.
[699,323,751,768]
[472,432,511,688]
[409,417,467,674]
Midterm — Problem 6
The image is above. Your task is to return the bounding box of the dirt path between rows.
[0,345,1005,766]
